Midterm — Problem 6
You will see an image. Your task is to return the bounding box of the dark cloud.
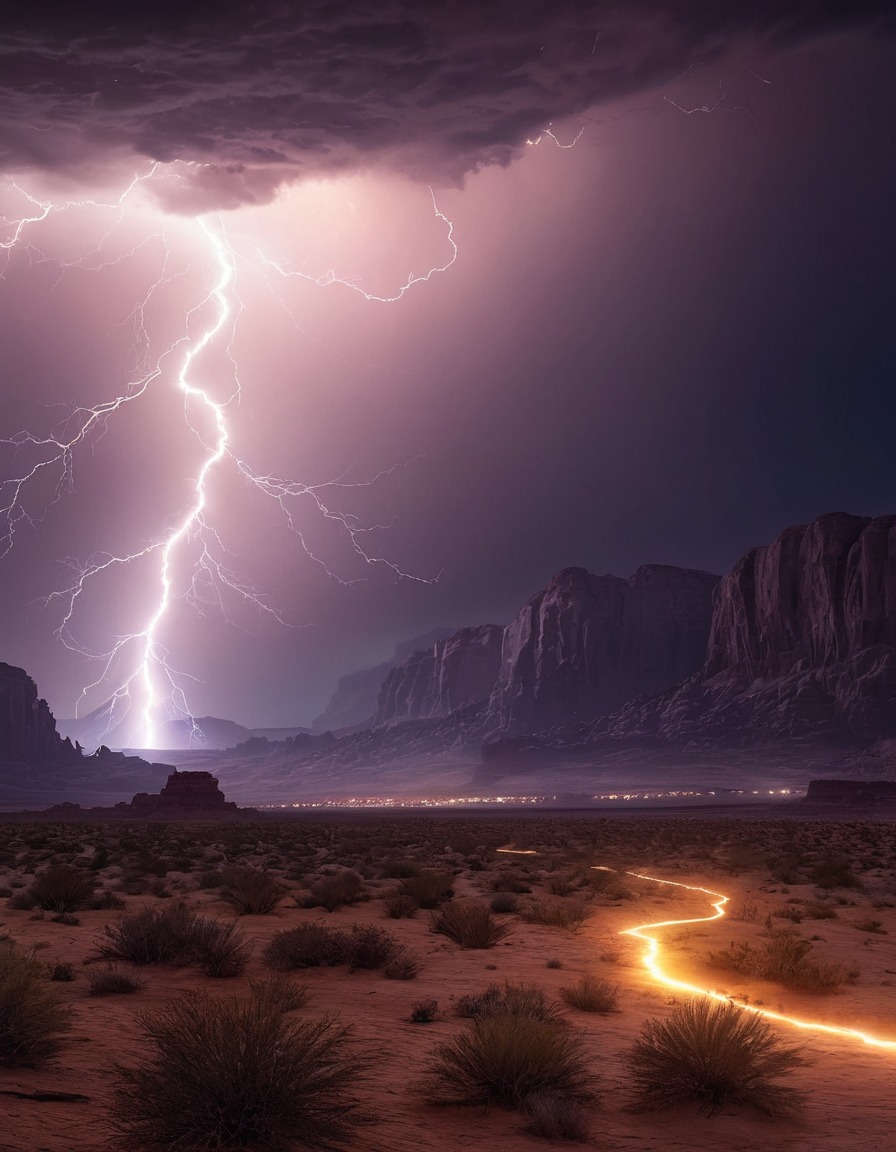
[1,1,893,211]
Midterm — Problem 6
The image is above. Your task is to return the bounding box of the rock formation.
[127,769,237,814]
[804,779,896,805]
[603,513,896,744]
[373,625,504,725]
[0,663,81,764]
[312,627,457,732]
[485,565,720,736]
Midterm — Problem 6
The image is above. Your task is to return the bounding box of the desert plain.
[1,805,895,1152]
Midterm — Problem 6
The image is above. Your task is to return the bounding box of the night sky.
[1,3,894,736]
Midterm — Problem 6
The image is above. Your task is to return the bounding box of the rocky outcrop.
[373,625,504,725]
[128,769,237,814]
[312,627,457,732]
[804,779,896,805]
[603,513,896,744]
[485,565,720,736]
[0,663,81,764]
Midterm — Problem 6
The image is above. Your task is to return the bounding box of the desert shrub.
[811,857,860,889]
[432,901,512,948]
[410,999,439,1023]
[88,967,145,996]
[343,925,399,971]
[264,923,349,970]
[400,870,454,909]
[222,867,284,914]
[88,890,126,911]
[560,975,619,1013]
[489,891,520,914]
[191,918,252,977]
[305,871,365,912]
[7,891,37,911]
[490,872,532,894]
[710,931,851,992]
[523,1091,590,1141]
[384,948,421,980]
[98,903,249,976]
[28,865,96,914]
[382,891,418,919]
[52,912,80,926]
[0,942,73,1065]
[381,859,422,879]
[546,958,563,970]
[624,998,808,1116]
[454,982,564,1024]
[47,961,75,982]
[803,902,838,920]
[547,874,584,897]
[112,982,370,1151]
[522,901,588,932]
[425,1014,597,1110]
[198,869,225,889]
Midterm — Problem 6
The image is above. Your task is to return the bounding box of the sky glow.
[1,5,894,733]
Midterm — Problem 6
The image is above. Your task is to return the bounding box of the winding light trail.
[615,867,896,1052]
[496,849,896,1052]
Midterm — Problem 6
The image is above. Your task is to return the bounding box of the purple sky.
[1,4,895,736]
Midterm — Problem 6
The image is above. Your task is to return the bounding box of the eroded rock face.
[605,513,896,743]
[312,628,457,732]
[373,625,504,725]
[485,565,720,736]
[130,770,236,812]
[0,663,80,764]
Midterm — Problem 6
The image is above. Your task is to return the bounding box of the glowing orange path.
[614,867,896,1052]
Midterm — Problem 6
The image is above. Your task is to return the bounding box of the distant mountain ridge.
[311,627,457,732]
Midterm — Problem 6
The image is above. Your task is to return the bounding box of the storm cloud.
[2,1,893,209]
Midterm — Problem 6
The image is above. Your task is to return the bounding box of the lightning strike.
[0,167,457,747]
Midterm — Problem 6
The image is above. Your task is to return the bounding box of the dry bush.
[624,998,807,1116]
[0,942,73,1065]
[303,871,365,912]
[265,924,349,970]
[88,967,145,996]
[710,930,851,992]
[221,866,284,914]
[382,891,418,919]
[112,981,369,1151]
[522,900,589,932]
[425,1014,597,1110]
[811,857,860,889]
[410,999,439,1023]
[432,901,512,948]
[489,892,519,914]
[454,982,564,1024]
[384,948,421,980]
[523,1091,590,1141]
[28,865,96,914]
[399,870,454,908]
[560,974,619,1013]
[381,859,422,879]
[98,904,249,976]
[343,925,399,971]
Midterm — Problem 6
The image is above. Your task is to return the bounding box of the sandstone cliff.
[0,663,81,764]
[373,625,503,726]
[312,627,456,732]
[485,565,720,736]
[604,513,896,743]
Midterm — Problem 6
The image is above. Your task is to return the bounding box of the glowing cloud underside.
[0,165,458,748]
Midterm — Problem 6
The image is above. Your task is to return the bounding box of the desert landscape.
[2,805,896,1151]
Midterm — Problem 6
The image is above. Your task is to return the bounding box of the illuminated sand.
[2,812,896,1151]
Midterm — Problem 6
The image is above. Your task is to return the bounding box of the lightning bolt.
[0,166,455,748]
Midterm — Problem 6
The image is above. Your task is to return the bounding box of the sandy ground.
[1,812,895,1151]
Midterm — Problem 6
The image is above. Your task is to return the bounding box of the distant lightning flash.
[0,167,456,748]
